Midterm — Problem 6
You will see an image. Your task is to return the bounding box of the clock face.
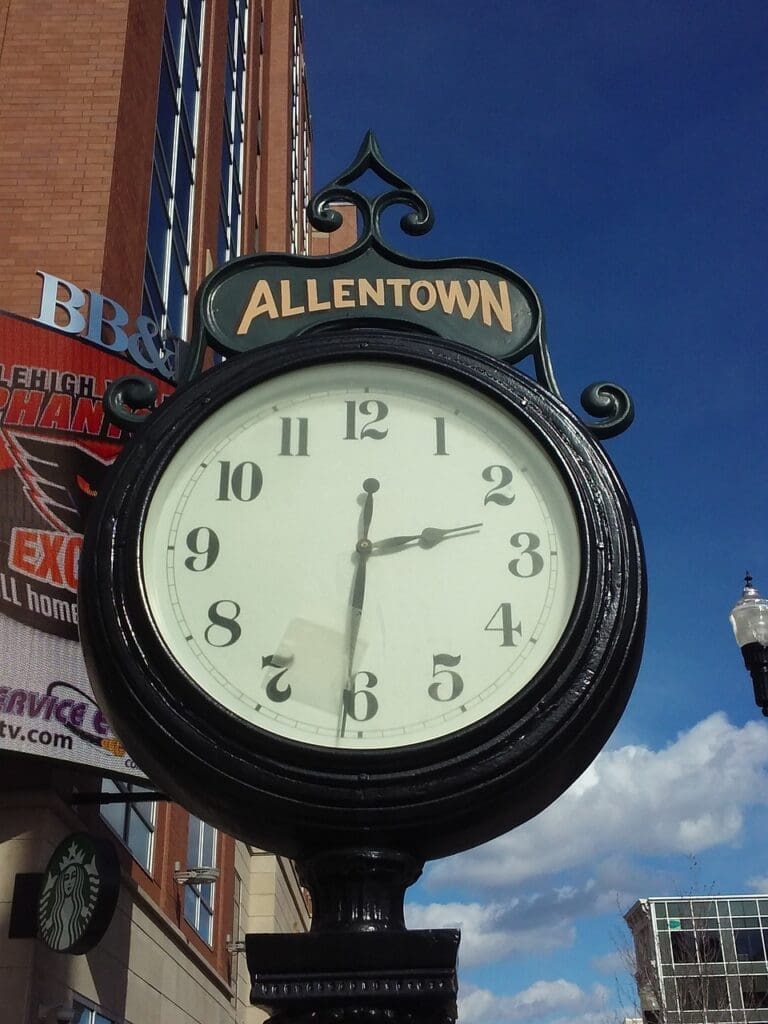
[141,359,581,751]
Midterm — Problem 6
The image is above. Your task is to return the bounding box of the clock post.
[247,849,459,1024]
[82,134,646,1024]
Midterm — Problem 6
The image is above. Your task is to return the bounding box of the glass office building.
[626,895,768,1023]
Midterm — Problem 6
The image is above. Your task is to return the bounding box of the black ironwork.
[307,131,434,250]
[308,132,633,439]
[103,373,159,432]
[247,849,458,1024]
[69,791,169,805]
[738,641,768,715]
[102,132,635,439]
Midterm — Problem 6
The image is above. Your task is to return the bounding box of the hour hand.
[370,523,482,553]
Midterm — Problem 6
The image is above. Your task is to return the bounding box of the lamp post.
[729,574,768,715]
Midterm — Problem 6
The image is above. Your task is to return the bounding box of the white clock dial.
[141,360,580,750]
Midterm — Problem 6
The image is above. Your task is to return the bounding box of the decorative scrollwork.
[580,381,635,439]
[308,131,434,251]
[103,374,158,431]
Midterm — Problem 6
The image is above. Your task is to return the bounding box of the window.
[671,930,697,963]
[288,9,308,254]
[736,928,765,960]
[742,976,768,1009]
[100,778,156,871]
[73,999,117,1024]
[143,0,206,338]
[677,976,728,1012]
[697,930,723,961]
[218,0,248,264]
[184,815,217,943]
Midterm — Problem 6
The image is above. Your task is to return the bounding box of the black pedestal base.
[245,849,460,1024]
[247,929,459,1024]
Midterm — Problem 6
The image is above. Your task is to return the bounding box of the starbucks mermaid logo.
[37,833,120,954]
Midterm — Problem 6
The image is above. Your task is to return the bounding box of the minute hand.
[370,523,483,553]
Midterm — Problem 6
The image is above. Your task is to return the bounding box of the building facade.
[626,895,768,1024]
[0,2,353,1021]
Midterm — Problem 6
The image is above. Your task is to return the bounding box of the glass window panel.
[156,55,179,169]
[199,902,212,943]
[72,1005,89,1024]
[698,931,723,961]
[671,931,697,963]
[100,798,125,839]
[202,824,215,865]
[187,0,203,50]
[166,0,185,60]
[147,173,170,276]
[143,267,164,323]
[126,813,151,867]
[759,900,768,915]
[217,216,228,266]
[733,916,761,928]
[233,116,243,168]
[693,900,717,917]
[703,977,728,1010]
[100,780,155,870]
[182,40,199,114]
[95,1013,114,1024]
[731,900,759,916]
[143,0,204,338]
[743,976,768,1009]
[678,977,704,1012]
[174,157,193,234]
[184,884,197,922]
[737,929,765,960]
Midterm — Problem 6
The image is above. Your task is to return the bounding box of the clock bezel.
[79,329,646,859]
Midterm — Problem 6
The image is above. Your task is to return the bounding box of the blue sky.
[301,2,768,1021]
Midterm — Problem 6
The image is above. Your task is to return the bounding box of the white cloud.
[408,859,670,967]
[458,979,609,1024]
[428,714,768,890]
[748,875,768,890]
[406,899,575,967]
[591,949,628,974]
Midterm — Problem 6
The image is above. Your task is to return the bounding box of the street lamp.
[730,573,768,715]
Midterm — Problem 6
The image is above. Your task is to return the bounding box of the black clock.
[79,328,645,860]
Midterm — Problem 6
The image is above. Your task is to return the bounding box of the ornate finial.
[307,131,434,251]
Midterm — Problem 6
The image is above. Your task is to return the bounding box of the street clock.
[79,328,644,860]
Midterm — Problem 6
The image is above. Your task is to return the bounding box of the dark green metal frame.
[104,133,634,441]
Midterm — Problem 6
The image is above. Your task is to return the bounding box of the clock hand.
[340,478,379,738]
[370,523,483,554]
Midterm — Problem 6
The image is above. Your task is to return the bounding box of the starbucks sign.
[37,832,120,953]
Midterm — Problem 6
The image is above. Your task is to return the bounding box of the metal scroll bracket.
[103,132,634,440]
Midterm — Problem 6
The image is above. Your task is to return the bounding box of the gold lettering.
[479,279,513,332]
[358,278,386,307]
[332,279,355,308]
[236,281,280,333]
[280,280,305,317]
[306,278,331,312]
[435,279,480,321]
[386,279,410,306]
[409,280,437,312]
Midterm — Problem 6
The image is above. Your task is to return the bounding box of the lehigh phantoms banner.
[0,311,172,777]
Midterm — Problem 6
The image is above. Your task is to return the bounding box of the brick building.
[0,2,353,1022]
